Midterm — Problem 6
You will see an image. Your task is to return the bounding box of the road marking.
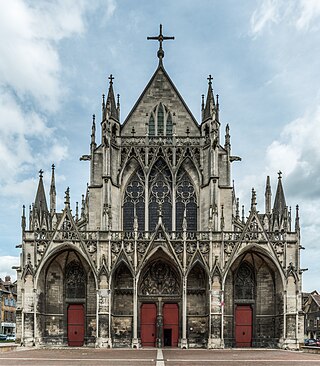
[156,349,165,366]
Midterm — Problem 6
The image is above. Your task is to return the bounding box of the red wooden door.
[68,304,85,346]
[141,303,157,347]
[235,305,252,347]
[163,303,179,347]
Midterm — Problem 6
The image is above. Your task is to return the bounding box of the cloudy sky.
[0,0,319,292]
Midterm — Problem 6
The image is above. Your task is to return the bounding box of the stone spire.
[295,204,300,232]
[203,75,215,122]
[49,164,56,215]
[21,205,26,232]
[265,175,271,215]
[31,169,50,230]
[106,74,118,121]
[35,169,48,213]
[273,171,286,216]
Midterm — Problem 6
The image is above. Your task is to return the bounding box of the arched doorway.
[138,258,181,347]
[38,249,96,346]
[224,250,284,348]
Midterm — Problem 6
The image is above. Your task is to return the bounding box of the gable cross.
[147,24,174,62]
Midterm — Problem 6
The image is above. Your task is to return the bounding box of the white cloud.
[250,0,281,36]
[296,0,320,31]
[250,0,320,36]
[0,256,19,282]
[266,104,320,192]
[0,0,118,200]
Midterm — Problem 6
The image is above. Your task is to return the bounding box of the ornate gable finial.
[147,24,174,64]
[251,188,257,210]
[64,187,70,207]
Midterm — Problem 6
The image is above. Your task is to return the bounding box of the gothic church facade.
[16,27,304,349]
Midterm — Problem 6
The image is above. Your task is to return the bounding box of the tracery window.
[235,262,255,301]
[176,169,197,231]
[148,103,173,136]
[123,166,145,231]
[149,158,172,231]
[65,261,86,299]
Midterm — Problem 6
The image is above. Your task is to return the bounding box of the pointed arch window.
[65,261,86,299]
[149,115,155,136]
[123,166,145,231]
[148,103,173,136]
[235,262,255,301]
[149,158,172,231]
[166,113,173,136]
[176,168,197,231]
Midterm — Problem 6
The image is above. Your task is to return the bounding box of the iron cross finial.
[278,170,282,179]
[39,169,44,178]
[207,74,213,85]
[108,74,114,85]
[147,24,174,61]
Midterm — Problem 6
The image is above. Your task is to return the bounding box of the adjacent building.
[15,26,304,349]
[303,291,320,340]
[0,276,17,336]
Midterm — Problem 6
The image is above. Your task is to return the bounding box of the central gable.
[122,65,200,136]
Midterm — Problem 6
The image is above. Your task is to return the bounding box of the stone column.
[132,276,140,348]
[181,276,188,348]
[156,297,163,348]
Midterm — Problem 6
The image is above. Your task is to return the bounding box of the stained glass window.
[176,169,197,231]
[65,261,86,299]
[148,104,173,137]
[149,158,172,231]
[235,262,255,300]
[166,113,173,136]
[123,167,145,231]
[149,114,155,136]
[157,103,164,136]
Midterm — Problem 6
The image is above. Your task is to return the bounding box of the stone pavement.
[0,348,319,366]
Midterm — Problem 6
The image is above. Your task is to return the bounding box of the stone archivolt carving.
[139,260,180,295]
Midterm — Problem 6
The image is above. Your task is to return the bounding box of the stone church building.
[16,26,304,349]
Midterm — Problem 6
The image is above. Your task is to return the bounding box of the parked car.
[6,334,15,341]
[0,334,7,341]
[304,339,318,346]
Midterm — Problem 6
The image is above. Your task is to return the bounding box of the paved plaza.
[0,348,320,366]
